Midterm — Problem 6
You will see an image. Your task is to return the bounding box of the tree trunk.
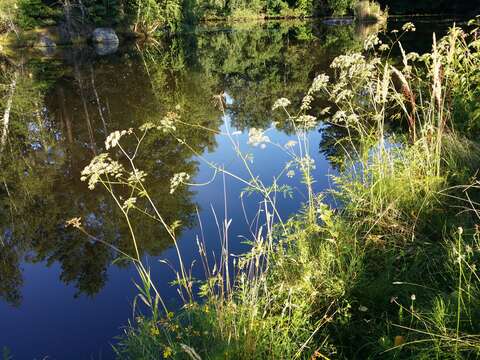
[1,71,18,152]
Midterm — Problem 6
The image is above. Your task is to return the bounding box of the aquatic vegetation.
[97,19,480,359]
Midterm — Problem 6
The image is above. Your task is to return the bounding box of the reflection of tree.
[0,48,221,304]
[0,21,369,305]
[0,240,22,306]
[192,22,364,132]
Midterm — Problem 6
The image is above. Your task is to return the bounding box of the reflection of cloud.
[224,92,234,105]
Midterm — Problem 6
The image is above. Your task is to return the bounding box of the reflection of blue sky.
[0,56,343,360]
[166,110,336,303]
[0,103,336,360]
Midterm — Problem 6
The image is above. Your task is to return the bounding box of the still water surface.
[0,18,458,359]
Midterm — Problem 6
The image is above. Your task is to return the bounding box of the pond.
[0,17,462,359]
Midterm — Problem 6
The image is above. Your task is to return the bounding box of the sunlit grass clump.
[0,0,18,35]
[354,0,387,23]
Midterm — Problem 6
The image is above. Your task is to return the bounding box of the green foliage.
[4,11,480,360]
[82,0,124,26]
[378,0,479,15]
[445,20,480,139]
[16,0,61,29]
[0,0,61,33]
[0,0,371,35]
[326,0,356,16]
[0,0,18,34]
[128,0,182,34]
[1,0,478,37]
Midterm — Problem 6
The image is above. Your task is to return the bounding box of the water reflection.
[0,55,220,305]
[0,21,381,306]
[0,17,457,310]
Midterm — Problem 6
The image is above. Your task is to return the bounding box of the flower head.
[309,74,329,93]
[272,98,291,111]
[248,128,270,147]
[65,217,82,228]
[122,197,137,210]
[284,140,297,149]
[170,172,190,194]
[81,153,125,190]
[296,115,317,130]
[402,22,416,32]
[158,112,179,133]
[105,129,133,150]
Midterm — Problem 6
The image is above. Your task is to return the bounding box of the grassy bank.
[0,0,387,40]
[74,18,480,359]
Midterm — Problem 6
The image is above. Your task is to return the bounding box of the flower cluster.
[65,217,82,228]
[122,197,137,210]
[80,153,125,190]
[309,74,330,93]
[331,53,379,82]
[170,172,190,194]
[378,44,390,52]
[296,115,317,130]
[247,128,270,148]
[301,74,329,111]
[402,22,416,32]
[139,112,180,134]
[139,122,156,131]
[331,110,347,124]
[159,112,179,133]
[363,34,381,51]
[272,98,291,111]
[128,170,147,184]
[105,129,133,150]
[299,155,316,172]
[284,140,297,149]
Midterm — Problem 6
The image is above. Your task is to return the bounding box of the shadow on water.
[0,18,457,359]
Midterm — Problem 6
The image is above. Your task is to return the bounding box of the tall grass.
[354,0,387,23]
[131,0,182,35]
[72,18,480,359]
[0,0,18,35]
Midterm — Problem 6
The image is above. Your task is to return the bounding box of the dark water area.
[0,18,462,359]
